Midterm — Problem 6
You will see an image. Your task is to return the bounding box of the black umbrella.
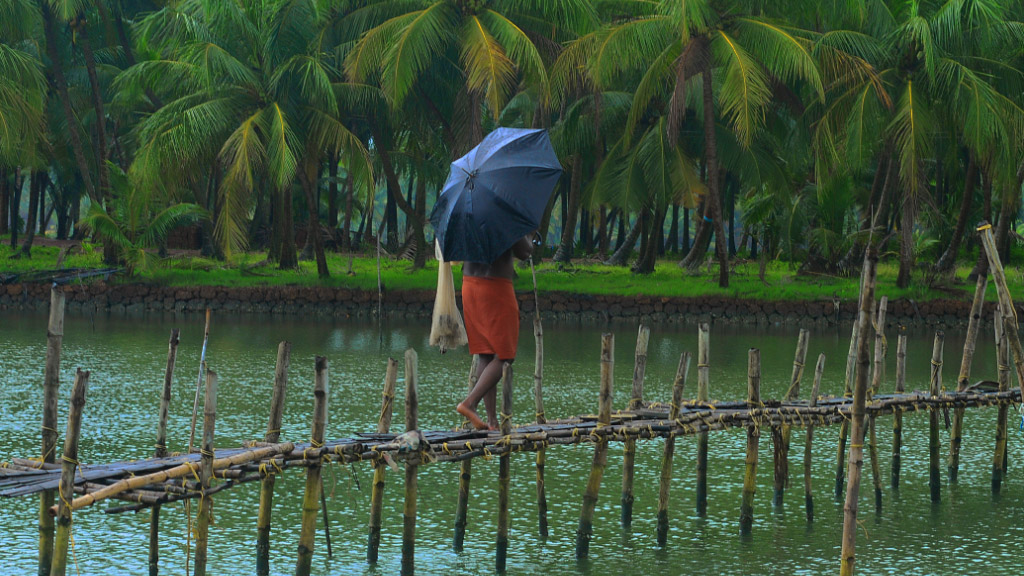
[430,128,563,263]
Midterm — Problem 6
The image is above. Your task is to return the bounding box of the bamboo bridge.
[4,224,1024,576]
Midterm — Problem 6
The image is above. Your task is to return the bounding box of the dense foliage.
[2,0,1022,287]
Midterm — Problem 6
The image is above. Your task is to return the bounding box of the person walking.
[456,234,534,430]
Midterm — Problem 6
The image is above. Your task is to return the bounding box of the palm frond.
[712,30,771,146]
[460,16,516,121]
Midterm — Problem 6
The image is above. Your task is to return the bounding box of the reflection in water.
[0,310,1018,575]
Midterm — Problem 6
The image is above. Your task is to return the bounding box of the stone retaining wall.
[0,282,1000,327]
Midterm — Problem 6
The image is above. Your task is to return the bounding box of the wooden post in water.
[368,358,398,561]
[695,323,710,517]
[657,352,691,546]
[867,297,887,512]
[891,327,907,490]
[804,353,825,522]
[949,273,987,482]
[532,318,549,538]
[256,342,290,576]
[496,363,514,572]
[774,328,809,507]
[401,349,419,576]
[928,332,944,503]
[193,369,218,576]
[149,329,180,576]
[49,369,88,576]
[295,357,329,576]
[621,325,650,528]
[978,222,1024,401]
[835,322,859,499]
[739,349,761,536]
[576,333,614,560]
[993,312,1010,493]
[839,247,877,576]
[39,285,65,576]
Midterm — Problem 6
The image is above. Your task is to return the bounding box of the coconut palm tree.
[560,0,824,287]
[122,0,372,277]
[815,0,1024,286]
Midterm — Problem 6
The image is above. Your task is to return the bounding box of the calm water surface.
[1,311,1021,575]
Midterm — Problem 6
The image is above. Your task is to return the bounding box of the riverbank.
[0,278,1005,328]
[1,244,1010,326]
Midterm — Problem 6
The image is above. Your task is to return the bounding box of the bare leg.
[483,385,497,429]
[458,355,512,431]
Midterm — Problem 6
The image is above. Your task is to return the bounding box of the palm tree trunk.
[73,18,117,265]
[598,207,613,256]
[681,194,713,269]
[553,158,582,263]
[615,208,626,250]
[682,207,690,252]
[969,172,994,278]
[605,214,642,266]
[42,4,96,203]
[700,61,729,287]
[9,171,22,248]
[0,168,8,236]
[341,171,354,253]
[667,204,679,253]
[278,184,298,269]
[897,196,915,288]
[411,174,428,270]
[327,154,339,233]
[727,178,737,257]
[300,162,329,278]
[841,152,894,270]
[935,157,977,273]
[19,172,41,257]
[636,205,667,274]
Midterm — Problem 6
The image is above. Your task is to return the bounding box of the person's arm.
[511,234,534,260]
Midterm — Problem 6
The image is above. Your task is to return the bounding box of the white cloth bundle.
[429,240,467,353]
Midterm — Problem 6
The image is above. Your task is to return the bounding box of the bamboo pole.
[928,332,944,503]
[978,222,1024,402]
[49,369,88,576]
[149,328,180,576]
[53,443,295,514]
[295,357,329,576]
[774,328,809,507]
[453,355,479,552]
[256,341,290,576]
[576,333,614,560]
[739,348,761,536]
[657,352,691,546]
[368,359,399,561]
[867,297,887,512]
[496,363,514,572]
[891,327,907,490]
[193,369,217,576]
[188,309,212,453]
[839,247,877,576]
[950,272,987,482]
[695,323,710,517]
[835,322,859,499]
[39,285,64,576]
[621,324,650,527]
[804,353,825,522]
[401,349,419,576]
[993,312,1010,493]
[532,317,549,538]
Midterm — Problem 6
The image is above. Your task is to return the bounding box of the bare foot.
[457,403,488,431]
[488,424,499,432]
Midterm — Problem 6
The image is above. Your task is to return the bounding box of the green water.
[1,311,1021,575]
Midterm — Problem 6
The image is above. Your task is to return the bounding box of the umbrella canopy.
[430,128,563,263]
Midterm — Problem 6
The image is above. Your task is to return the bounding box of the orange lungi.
[461,275,519,360]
